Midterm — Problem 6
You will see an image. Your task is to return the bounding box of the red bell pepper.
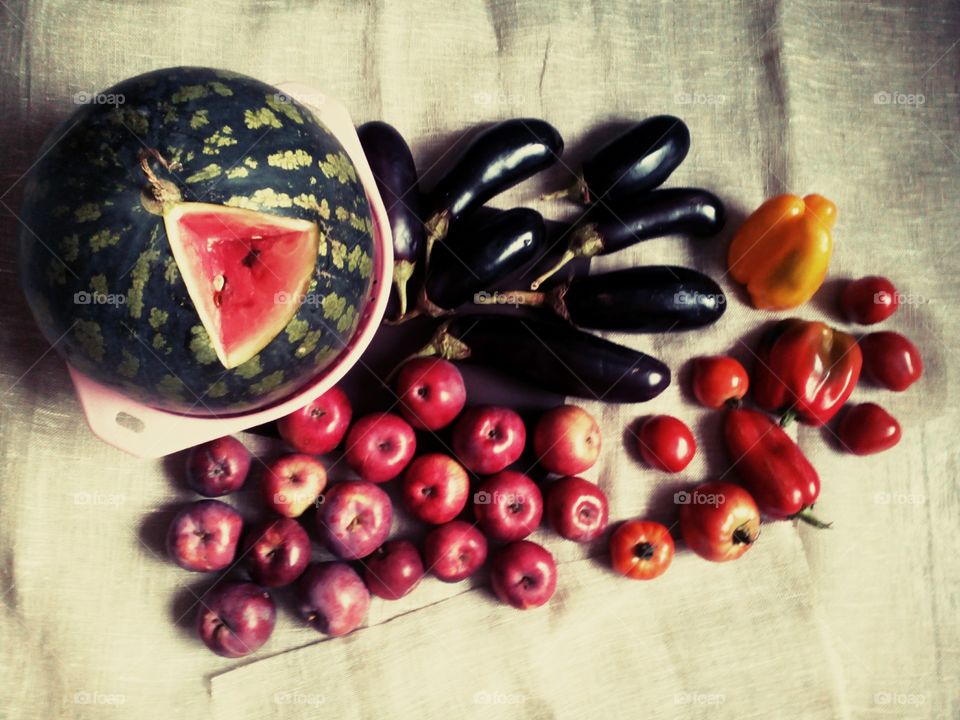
[752,318,862,426]
[724,408,827,526]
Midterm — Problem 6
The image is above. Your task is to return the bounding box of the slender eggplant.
[547,115,690,204]
[412,315,670,402]
[529,187,724,289]
[480,266,725,331]
[421,208,545,316]
[422,119,563,257]
[357,121,424,318]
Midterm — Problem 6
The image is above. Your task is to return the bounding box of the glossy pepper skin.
[752,319,862,426]
[728,194,836,310]
[724,408,821,521]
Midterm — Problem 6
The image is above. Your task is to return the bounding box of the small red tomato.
[691,356,749,408]
[609,520,674,580]
[837,403,902,455]
[841,276,899,325]
[637,415,696,473]
[859,331,923,391]
[679,482,760,562]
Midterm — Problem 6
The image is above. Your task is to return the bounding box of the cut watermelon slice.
[164,203,319,369]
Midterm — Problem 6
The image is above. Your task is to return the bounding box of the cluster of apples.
[165,357,620,658]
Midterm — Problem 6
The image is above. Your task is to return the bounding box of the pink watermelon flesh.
[164,203,320,369]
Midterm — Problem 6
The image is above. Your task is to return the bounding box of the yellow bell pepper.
[727,194,836,310]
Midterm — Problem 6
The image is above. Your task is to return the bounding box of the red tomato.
[859,331,923,391]
[679,482,760,562]
[691,356,749,408]
[837,403,902,455]
[841,276,899,325]
[637,415,696,473]
[609,520,675,580]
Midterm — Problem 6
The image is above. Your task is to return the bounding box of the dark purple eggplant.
[529,188,724,289]
[421,208,545,315]
[484,266,725,331]
[549,115,690,204]
[358,121,423,318]
[414,315,670,402]
[423,119,563,255]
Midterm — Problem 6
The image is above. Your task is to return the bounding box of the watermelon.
[17,68,376,414]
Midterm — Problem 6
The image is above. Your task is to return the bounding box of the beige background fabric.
[1,1,958,718]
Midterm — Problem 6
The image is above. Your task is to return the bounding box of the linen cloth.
[0,1,957,718]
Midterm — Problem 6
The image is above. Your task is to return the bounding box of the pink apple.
[473,471,543,542]
[451,406,526,475]
[261,454,327,518]
[317,480,393,559]
[166,499,242,572]
[297,562,370,637]
[185,436,251,497]
[401,453,470,525]
[243,517,311,588]
[344,413,417,483]
[196,582,275,657]
[545,476,609,542]
[276,386,352,454]
[423,521,488,582]
[362,539,424,600]
[490,540,557,610]
[533,405,601,476]
[395,357,467,430]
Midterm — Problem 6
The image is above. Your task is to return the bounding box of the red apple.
[166,499,242,572]
[261,454,327,518]
[344,412,417,483]
[243,518,311,588]
[296,562,370,637]
[362,539,424,600]
[185,436,251,497]
[276,386,352,454]
[395,357,467,430]
[473,471,543,542]
[490,541,557,610]
[451,406,526,475]
[196,582,275,657]
[423,521,488,582]
[317,480,393,559]
[545,476,609,542]
[401,453,470,525]
[533,405,601,476]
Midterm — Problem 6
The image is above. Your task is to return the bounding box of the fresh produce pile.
[160,113,923,658]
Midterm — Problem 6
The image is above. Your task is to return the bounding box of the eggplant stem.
[793,507,832,529]
[423,211,449,267]
[392,260,416,317]
[382,307,423,326]
[538,177,586,203]
[416,285,452,318]
[529,249,576,291]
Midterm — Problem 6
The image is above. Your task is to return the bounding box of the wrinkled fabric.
[0,1,957,719]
